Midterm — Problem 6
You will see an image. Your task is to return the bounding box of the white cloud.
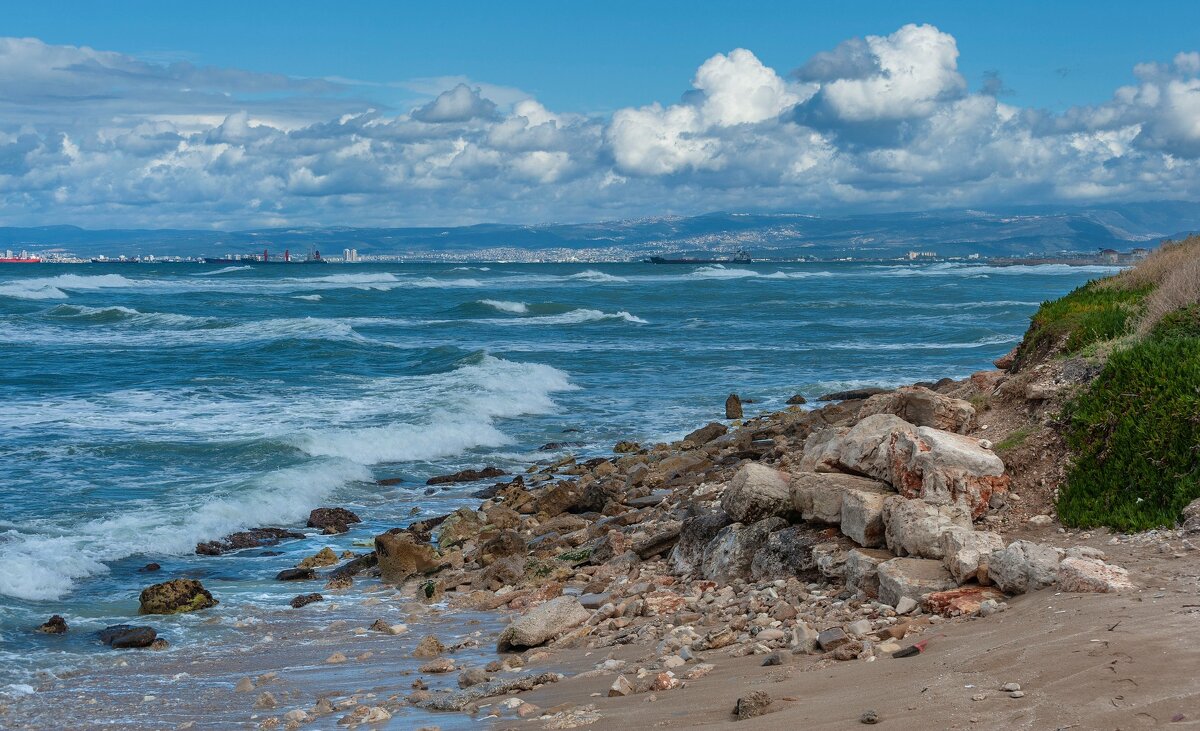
[0,28,1199,227]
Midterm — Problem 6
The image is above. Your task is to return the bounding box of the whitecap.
[688,265,759,279]
[478,299,529,314]
[568,270,628,283]
[477,308,647,326]
[192,265,253,276]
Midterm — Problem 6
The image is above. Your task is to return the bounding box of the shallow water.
[0,260,1115,708]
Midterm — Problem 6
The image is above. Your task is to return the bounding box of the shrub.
[1058,336,1200,531]
[994,425,1034,452]
[1013,281,1149,368]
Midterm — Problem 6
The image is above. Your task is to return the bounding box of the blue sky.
[1,2,1199,227]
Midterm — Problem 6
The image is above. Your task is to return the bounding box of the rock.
[894,597,917,615]
[860,709,880,725]
[817,388,889,402]
[426,466,506,485]
[436,507,485,549]
[613,440,641,454]
[419,658,455,673]
[1027,514,1054,527]
[325,652,347,664]
[889,427,1010,518]
[725,394,743,419]
[858,386,975,434]
[412,635,446,658]
[306,507,362,534]
[458,667,490,688]
[632,520,683,559]
[479,530,526,567]
[413,672,562,712]
[812,542,851,579]
[255,691,278,709]
[289,592,323,609]
[195,527,304,555]
[684,421,728,446]
[988,541,1064,595]
[234,677,254,693]
[670,509,733,575]
[750,525,821,581]
[97,625,156,649]
[845,548,894,599]
[993,346,1018,370]
[787,394,807,405]
[274,568,316,581]
[882,496,972,560]
[496,596,590,651]
[817,627,850,651]
[733,690,773,720]
[791,472,890,525]
[761,651,788,666]
[806,414,918,480]
[701,517,788,583]
[139,579,218,614]
[297,547,339,569]
[721,463,794,523]
[38,615,68,634]
[375,532,439,584]
[840,487,891,548]
[923,586,1007,617]
[1056,557,1133,593]
[940,527,1006,584]
[609,675,634,697]
[140,563,161,572]
[847,619,873,636]
[876,558,958,608]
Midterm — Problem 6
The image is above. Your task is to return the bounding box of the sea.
[0,260,1118,722]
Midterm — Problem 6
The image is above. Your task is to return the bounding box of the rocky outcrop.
[889,427,1009,517]
[98,625,157,649]
[296,547,338,569]
[427,466,506,485]
[857,386,975,434]
[307,507,361,534]
[845,548,894,599]
[882,496,972,559]
[195,527,303,556]
[725,394,743,419]
[701,518,787,583]
[720,463,793,523]
[671,510,733,575]
[496,597,590,651]
[750,525,820,581]
[790,472,891,525]
[988,540,1064,595]
[1057,557,1133,593]
[38,615,68,634]
[840,486,892,548]
[802,414,918,480]
[436,508,485,549]
[876,557,958,608]
[940,527,1005,585]
[375,532,440,584]
[139,579,218,614]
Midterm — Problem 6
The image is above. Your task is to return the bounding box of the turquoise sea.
[0,260,1117,703]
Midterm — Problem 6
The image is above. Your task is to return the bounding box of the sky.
[2,1,1200,228]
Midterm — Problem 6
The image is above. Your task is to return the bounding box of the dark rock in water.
[195,527,304,556]
[139,578,218,614]
[38,615,68,634]
[259,550,283,557]
[139,563,161,572]
[426,466,506,485]
[561,427,581,433]
[327,552,378,581]
[816,387,890,402]
[98,624,157,649]
[307,507,362,535]
[725,393,743,419]
[275,568,316,581]
[403,514,449,543]
[290,592,324,609]
[376,476,406,486]
[538,441,584,451]
[613,440,641,454]
[786,394,807,405]
[685,422,728,446]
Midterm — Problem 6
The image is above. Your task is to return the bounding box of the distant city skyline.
[2,2,1200,228]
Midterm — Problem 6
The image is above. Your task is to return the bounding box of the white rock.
[720,463,793,523]
[940,527,1006,585]
[883,496,972,559]
[988,541,1064,595]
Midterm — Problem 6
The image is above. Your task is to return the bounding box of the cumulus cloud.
[0,27,1199,227]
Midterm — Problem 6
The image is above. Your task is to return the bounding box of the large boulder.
[889,427,1009,518]
[790,472,892,525]
[940,527,1006,585]
[812,542,851,579]
[436,508,485,549]
[139,579,218,615]
[701,518,787,583]
[375,532,440,584]
[684,422,727,446]
[882,496,972,560]
[750,525,821,581]
[876,558,958,608]
[840,486,892,548]
[307,507,361,534]
[845,548,894,599]
[988,541,1064,595]
[720,463,794,524]
[799,414,918,480]
[671,510,733,575]
[496,596,589,651]
[98,625,157,649]
[479,531,527,567]
[1056,557,1133,593]
[858,387,975,434]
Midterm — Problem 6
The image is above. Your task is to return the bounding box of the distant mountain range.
[3,201,1198,260]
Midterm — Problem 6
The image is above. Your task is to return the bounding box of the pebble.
[1001,682,1021,692]
[1010,691,1026,698]
[859,709,880,724]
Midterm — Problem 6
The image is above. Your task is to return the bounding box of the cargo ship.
[0,249,41,263]
[203,247,326,264]
[644,249,752,264]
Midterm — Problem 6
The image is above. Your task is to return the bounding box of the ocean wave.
[478,308,647,326]
[0,460,371,601]
[687,265,759,279]
[0,316,371,347]
[568,270,628,283]
[293,294,322,301]
[409,277,484,288]
[43,304,209,328]
[827,334,1020,351]
[0,273,143,300]
[479,299,529,314]
[192,265,253,276]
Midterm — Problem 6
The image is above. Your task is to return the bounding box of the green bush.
[1058,336,1200,531]
[1152,304,1200,342]
[1014,281,1149,368]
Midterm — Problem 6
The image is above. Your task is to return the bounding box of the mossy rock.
[139,578,218,615]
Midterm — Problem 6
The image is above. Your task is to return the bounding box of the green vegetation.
[1014,281,1150,368]
[556,547,592,564]
[994,425,1034,452]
